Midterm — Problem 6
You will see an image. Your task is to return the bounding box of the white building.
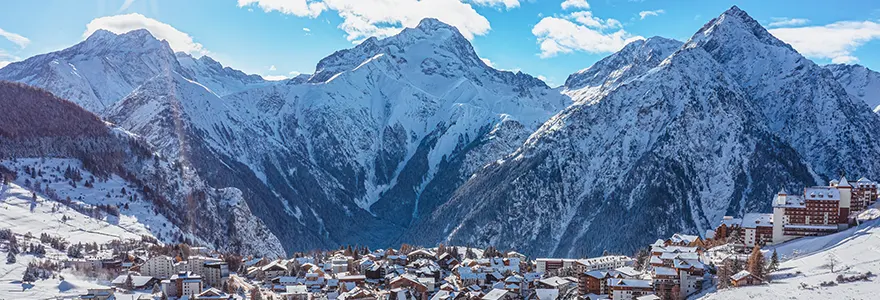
[163,272,203,299]
[141,255,174,279]
[203,261,229,288]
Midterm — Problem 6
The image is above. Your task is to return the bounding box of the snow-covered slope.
[0,81,283,257]
[824,63,880,113]
[563,36,682,104]
[0,29,269,113]
[94,18,570,252]
[406,6,880,257]
[700,217,880,299]
[0,180,147,244]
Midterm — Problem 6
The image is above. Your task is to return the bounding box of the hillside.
[0,81,283,257]
[700,215,880,299]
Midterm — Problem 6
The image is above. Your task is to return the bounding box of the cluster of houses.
[75,242,700,300]
[73,178,879,300]
[709,176,878,248]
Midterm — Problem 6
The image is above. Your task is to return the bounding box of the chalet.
[390,274,429,299]
[111,274,159,290]
[711,216,742,242]
[193,287,234,300]
[281,285,310,300]
[80,288,114,300]
[408,249,437,262]
[338,286,379,300]
[730,270,760,287]
[608,279,653,300]
[537,276,575,291]
[437,252,460,270]
[664,234,704,248]
[262,261,290,280]
[482,288,516,300]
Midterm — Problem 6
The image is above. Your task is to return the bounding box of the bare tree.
[823,253,841,273]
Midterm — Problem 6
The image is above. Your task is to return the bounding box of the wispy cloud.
[269,65,277,71]
[0,28,30,49]
[533,14,642,58]
[480,57,494,68]
[83,13,205,55]
[0,49,20,68]
[303,27,311,32]
[770,20,880,64]
[561,0,590,10]
[767,17,810,28]
[470,0,519,9]
[238,0,498,42]
[639,9,665,20]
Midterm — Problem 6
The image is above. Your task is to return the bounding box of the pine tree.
[767,250,779,274]
[124,273,134,290]
[6,251,15,264]
[747,246,765,281]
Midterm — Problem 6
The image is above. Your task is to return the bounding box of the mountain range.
[1,6,879,257]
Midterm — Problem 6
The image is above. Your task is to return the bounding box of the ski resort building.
[714,176,878,246]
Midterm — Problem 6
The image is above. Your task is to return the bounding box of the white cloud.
[0,49,18,68]
[303,27,311,32]
[537,75,547,81]
[532,15,642,58]
[470,0,519,9]
[269,65,277,71]
[289,71,302,76]
[0,28,30,49]
[480,57,494,67]
[767,17,810,28]
[237,0,327,18]
[240,0,491,42]
[569,11,621,29]
[832,55,859,64]
[770,21,880,64]
[639,9,665,20]
[561,0,590,10]
[263,75,288,81]
[83,13,205,55]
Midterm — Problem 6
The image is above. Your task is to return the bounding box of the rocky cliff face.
[825,63,880,113]
[404,6,880,257]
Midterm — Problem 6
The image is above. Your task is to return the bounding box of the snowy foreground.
[700,215,880,299]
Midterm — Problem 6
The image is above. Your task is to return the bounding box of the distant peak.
[416,18,455,31]
[724,5,745,15]
[689,5,792,51]
[85,29,118,41]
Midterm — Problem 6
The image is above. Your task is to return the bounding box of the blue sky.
[1,0,879,86]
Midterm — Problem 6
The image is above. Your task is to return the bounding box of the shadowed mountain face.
[3,6,880,257]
